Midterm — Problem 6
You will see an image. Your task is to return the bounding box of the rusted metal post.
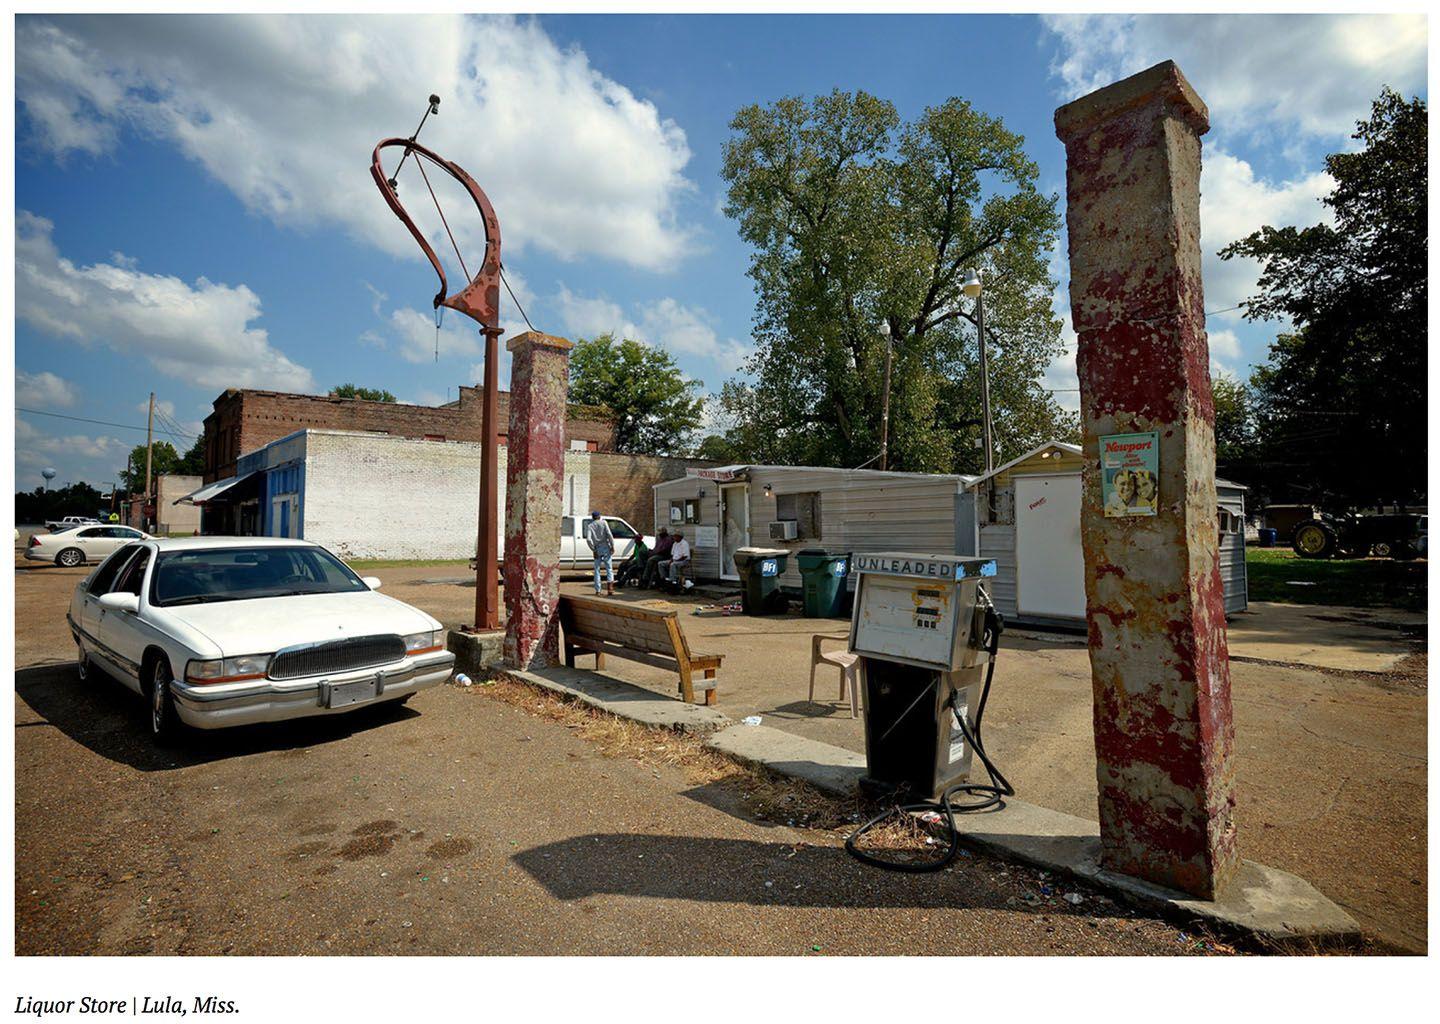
[502,331,572,671]
[476,327,503,630]
[1055,61,1240,899]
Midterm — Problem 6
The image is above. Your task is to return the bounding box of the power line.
[16,406,197,443]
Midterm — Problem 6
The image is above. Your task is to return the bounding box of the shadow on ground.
[511,830,1143,919]
[15,664,418,772]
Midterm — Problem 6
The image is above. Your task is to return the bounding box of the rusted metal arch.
[370,136,503,330]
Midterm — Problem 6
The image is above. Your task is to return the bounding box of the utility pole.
[144,392,155,532]
[877,322,893,471]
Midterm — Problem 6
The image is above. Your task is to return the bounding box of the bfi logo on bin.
[760,559,779,577]
[833,558,848,577]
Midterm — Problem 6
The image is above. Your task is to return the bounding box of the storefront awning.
[174,471,257,506]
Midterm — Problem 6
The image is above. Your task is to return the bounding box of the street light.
[877,321,894,471]
[963,269,995,474]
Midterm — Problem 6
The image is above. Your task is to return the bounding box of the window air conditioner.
[769,520,799,541]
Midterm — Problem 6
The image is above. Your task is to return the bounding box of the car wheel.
[1372,541,1392,559]
[76,639,91,682]
[149,656,183,745]
[1292,522,1336,559]
[55,547,85,568]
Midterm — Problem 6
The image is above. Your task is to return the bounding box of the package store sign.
[1101,432,1160,517]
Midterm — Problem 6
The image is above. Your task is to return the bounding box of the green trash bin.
[732,547,791,615]
[796,549,850,618]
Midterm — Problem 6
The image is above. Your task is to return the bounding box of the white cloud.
[1042,13,1427,140]
[1200,148,1334,318]
[16,370,79,409]
[15,211,314,392]
[17,14,695,272]
[554,285,752,373]
[14,416,130,487]
[388,308,481,365]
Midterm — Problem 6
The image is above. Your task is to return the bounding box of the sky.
[12,11,1429,490]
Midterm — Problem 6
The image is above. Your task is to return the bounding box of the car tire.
[148,656,184,746]
[76,639,91,682]
[55,547,85,568]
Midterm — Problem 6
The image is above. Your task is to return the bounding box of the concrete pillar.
[502,331,573,671]
[1055,61,1239,899]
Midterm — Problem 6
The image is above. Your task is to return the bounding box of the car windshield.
[150,546,369,607]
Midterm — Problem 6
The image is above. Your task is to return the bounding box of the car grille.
[268,634,407,681]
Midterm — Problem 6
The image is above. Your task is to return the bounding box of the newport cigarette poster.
[1101,432,1159,517]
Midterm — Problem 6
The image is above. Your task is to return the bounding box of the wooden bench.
[558,594,722,705]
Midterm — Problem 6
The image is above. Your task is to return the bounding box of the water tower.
[40,468,57,492]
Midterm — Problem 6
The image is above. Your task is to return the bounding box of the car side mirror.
[363,577,383,590]
[98,592,139,614]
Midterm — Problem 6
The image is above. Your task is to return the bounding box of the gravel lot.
[13,559,1234,956]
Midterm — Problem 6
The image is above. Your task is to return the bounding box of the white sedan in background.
[67,537,455,743]
[27,524,151,566]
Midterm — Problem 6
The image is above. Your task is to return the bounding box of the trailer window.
[671,500,700,525]
[776,492,822,539]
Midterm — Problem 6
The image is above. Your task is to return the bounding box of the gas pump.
[844,552,1012,872]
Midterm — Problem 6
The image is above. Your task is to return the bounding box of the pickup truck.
[46,515,99,532]
[471,514,655,572]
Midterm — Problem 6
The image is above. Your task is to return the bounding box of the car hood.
[159,590,440,656]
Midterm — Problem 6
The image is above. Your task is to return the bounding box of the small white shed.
[652,464,977,591]
[964,441,1248,627]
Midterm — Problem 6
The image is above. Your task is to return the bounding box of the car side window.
[606,518,637,539]
[78,527,104,538]
[113,548,153,597]
[88,546,140,594]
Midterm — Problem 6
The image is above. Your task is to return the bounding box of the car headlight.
[403,630,444,655]
[184,654,272,684]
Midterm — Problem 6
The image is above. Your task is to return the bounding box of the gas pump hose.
[844,605,1013,873]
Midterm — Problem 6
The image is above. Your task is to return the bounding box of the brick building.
[201,386,617,483]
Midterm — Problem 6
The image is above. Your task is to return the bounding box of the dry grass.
[467,674,863,833]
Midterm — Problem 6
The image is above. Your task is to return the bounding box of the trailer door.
[1014,473,1086,621]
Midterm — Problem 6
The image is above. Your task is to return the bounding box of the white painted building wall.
[299,430,589,560]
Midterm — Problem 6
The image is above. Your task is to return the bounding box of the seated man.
[665,530,692,586]
[642,528,674,587]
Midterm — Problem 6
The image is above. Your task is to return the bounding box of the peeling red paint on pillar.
[1055,61,1239,900]
[502,331,573,671]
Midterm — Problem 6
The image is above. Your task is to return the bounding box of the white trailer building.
[961,441,1248,627]
[652,464,977,592]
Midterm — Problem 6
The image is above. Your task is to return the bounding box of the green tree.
[568,333,705,455]
[1211,374,1263,495]
[119,441,183,494]
[178,435,206,476]
[713,90,1074,472]
[1220,89,1426,509]
[15,481,105,526]
[329,383,397,402]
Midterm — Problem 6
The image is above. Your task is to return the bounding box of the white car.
[559,514,655,568]
[28,524,151,566]
[67,537,455,743]
[470,514,656,572]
